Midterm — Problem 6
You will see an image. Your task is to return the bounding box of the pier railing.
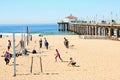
[79,35,119,40]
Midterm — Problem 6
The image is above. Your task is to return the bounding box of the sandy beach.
[0,35,120,80]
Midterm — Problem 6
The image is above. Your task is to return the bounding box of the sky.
[0,0,120,24]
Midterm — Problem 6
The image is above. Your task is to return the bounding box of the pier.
[58,14,120,40]
[58,21,69,31]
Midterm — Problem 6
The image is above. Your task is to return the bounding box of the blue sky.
[0,0,120,24]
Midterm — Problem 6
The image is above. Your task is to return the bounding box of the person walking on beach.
[44,37,49,49]
[39,38,42,48]
[55,49,63,62]
[64,37,69,48]
[7,40,11,51]
[45,40,49,49]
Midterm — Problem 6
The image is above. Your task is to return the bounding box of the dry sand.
[0,35,120,80]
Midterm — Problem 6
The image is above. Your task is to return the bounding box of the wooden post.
[108,27,112,37]
[90,26,92,35]
[95,26,98,35]
[63,24,65,31]
[66,23,69,31]
[87,26,90,35]
[30,57,33,73]
[103,27,106,36]
[99,27,102,35]
[40,57,43,73]
[115,28,119,38]
[58,24,60,31]
[92,26,95,35]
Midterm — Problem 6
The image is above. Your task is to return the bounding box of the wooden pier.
[58,22,120,40]
[58,21,69,31]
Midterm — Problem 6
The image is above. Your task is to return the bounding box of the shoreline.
[0,33,77,37]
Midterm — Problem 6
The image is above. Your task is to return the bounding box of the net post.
[13,33,16,76]
[40,56,43,73]
[30,57,33,73]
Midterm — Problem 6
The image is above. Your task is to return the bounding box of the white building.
[64,14,78,23]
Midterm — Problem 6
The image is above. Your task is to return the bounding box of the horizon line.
[0,23,58,25]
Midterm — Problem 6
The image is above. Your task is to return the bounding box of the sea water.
[0,24,76,35]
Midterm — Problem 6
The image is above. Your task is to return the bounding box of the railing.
[79,35,119,40]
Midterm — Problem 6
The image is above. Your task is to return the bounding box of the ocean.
[0,24,76,35]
